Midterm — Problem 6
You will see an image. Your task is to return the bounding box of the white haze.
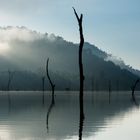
[0,26,56,42]
[0,26,139,77]
[0,26,78,74]
[105,55,126,69]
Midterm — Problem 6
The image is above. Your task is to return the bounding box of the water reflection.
[46,95,55,132]
[42,90,45,106]
[0,91,139,140]
[79,111,84,140]
[79,91,85,140]
[7,91,12,113]
[131,94,139,107]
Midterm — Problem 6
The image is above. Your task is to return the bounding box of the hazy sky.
[0,0,140,69]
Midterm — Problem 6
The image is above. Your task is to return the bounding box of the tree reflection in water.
[79,111,84,140]
[46,97,55,133]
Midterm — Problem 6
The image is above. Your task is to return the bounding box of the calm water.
[0,91,140,140]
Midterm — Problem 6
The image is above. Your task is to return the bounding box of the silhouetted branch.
[108,80,111,104]
[7,70,15,91]
[42,76,45,105]
[46,58,55,102]
[42,76,45,91]
[73,7,83,23]
[6,70,15,112]
[37,67,46,105]
[131,79,140,106]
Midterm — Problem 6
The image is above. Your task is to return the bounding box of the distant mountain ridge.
[0,26,139,91]
[84,42,140,77]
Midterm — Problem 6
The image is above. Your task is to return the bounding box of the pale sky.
[0,0,140,69]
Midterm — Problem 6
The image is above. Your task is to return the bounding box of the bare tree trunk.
[42,76,45,92]
[131,79,139,102]
[73,7,85,115]
[7,70,15,91]
[42,76,45,105]
[108,80,111,104]
[46,58,55,103]
[7,70,15,111]
[73,7,85,140]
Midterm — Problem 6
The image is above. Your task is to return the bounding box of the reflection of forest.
[0,91,138,140]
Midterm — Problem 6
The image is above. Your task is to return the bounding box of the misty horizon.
[0,26,139,71]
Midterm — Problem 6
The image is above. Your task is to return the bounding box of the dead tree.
[108,80,111,104]
[73,7,84,110]
[38,67,46,105]
[7,70,15,91]
[42,76,45,91]
[131,79,139,103]
[7,70,15,112]
[73,7,85,140]
[42,76,45,105]
[46,58,55,103]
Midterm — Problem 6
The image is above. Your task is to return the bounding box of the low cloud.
[0,26,45,42]
[0,26,71,72]
[105,54,127,69]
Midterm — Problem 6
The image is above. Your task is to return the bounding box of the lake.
[0,91,140,140]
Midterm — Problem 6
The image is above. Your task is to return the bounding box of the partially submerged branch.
[46,58,55,103]
[7,70,15,91]
[38,67,46,105]
[108,80,111,104]
[42,76,45,105]
[131,79,139,105]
